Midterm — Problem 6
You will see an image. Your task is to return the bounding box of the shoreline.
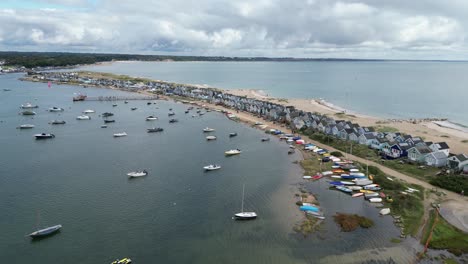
[19,73,468,258]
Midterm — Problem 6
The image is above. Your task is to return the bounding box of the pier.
[73,95,159,102]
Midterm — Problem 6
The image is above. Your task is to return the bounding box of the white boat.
[127,170,148,178]
[349,169,359,172]
[21,102,38,109]
[146,116,158,121]
[113,132,127,137]
[354,179,373,186]
[322,171,333,176]
[204,164,221,171]
[34,133,55,139]
[203,127,215,132]
[234,184,257,220]
[48,107,64,112]
[17,124,35,129]
[225,149,241,156]
[379,208,391,215]
[303,176,312,179]
[369,198,383,203]
[83,109,95,114]
[331,175,342,179]
[340,181,356,185]
[206,136,217,140]
[348,186,363,191]
[76,115,91,120]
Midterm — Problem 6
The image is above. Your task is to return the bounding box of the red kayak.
[312,174,323,180]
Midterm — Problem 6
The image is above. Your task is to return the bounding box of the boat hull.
[234,212,257,220]
[29,225,62,238]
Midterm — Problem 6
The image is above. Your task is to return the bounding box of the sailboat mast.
[241,184,245,213]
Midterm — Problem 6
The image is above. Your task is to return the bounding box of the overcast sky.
[1,0,468,59]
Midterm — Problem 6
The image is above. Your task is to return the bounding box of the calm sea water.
[79,61,468,126]
[0,73,415,263]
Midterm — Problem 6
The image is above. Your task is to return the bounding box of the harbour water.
[79,60,468,127]
[0,73,417,263]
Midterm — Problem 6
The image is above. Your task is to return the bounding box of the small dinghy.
[261,137,270,142]
[369,197,383,203]
[48,107,64,112]
[113,132,127,137]
[229,132,238,137]
[146,116,158,121]
[203,127,215,132]
[168,112,175,116]
[76,115,91,120]
[104,119,115,123]
[379,208,391,215]
[17,124,35,129]
[101,125,107,128]
[303,175,312,179]
[50,120,66,125]
[336,185,353,193]
[206,135,217,140]
[203,164,221,171]
[169,119,178,123]
[127,170,148,178]
[21,110,36,115]
[112,104,118,107]
[352,193,364,198]
[131,107,137,111]
[225,149,241,156]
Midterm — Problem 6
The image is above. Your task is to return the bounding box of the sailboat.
[234,184,257,220]
[28,212,62,238]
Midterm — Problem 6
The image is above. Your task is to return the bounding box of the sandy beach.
[228,89,468,154]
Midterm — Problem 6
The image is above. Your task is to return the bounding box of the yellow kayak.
[359,190,376,194]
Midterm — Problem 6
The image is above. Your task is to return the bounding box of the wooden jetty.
[73,95,159,102]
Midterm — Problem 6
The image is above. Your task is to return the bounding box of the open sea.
[0,72,420,263]
[78,61,468,127]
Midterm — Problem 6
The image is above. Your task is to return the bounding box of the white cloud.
[0,0,467,59]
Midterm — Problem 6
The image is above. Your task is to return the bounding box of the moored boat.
[76,115,91,120]
[29,224,62,238]
[21,110,36,115]
[146,116,158,121]
[111,258,132,264]
[203,127,215,132]
[225,149,241,156]
[34,133,55,139]
[300,205,320,212]
[206,135,217,140]
[229,132,238,137]
[82,109,95,114]
[48,107,64,112]
[352,193,364,198]
[261,137,270,142]
[73,94,87,101]
[17,124,35,129]
[169,119,178,123]
[102,112,114,117]
[147,127,163,133]
[50,120,66,125]
[303,175,312,179]
[203,164,221,171]
[131,107,137,111]
[234,184,257,220]
[104,119,115,123]
[21,102,39,109]
[127,170,148,178]
[113,132,127,137]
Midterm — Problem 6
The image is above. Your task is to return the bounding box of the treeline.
[0,51,383,68]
